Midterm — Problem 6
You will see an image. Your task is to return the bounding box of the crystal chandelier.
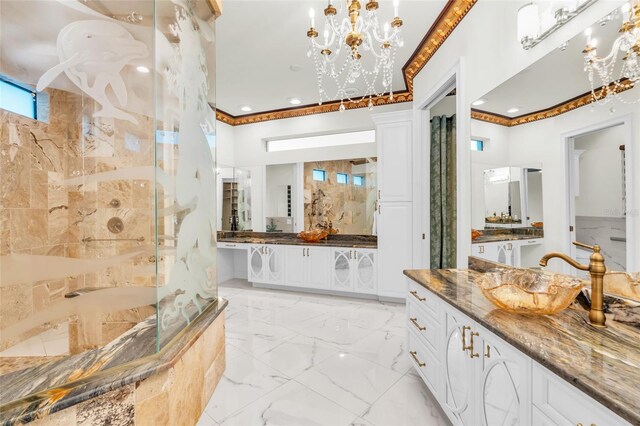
[306,0,404,110]
[583,0,640,105]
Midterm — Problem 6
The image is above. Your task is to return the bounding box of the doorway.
[566,118,636,275]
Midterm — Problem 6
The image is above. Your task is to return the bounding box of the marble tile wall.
[575,215,627,271]
[303,160,376,235]
[0,87,157,354]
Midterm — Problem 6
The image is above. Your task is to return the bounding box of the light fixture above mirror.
[517,0,598,50]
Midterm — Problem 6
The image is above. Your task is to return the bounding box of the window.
[470,139,484,152]
[353,175,365,186]
[0,77,37,119]
[313,169,327,182]
[336,173,348,184]
[266,130,375,152]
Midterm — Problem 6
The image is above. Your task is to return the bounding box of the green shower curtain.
[430,114,457,269]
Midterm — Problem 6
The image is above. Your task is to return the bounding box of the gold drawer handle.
[469,332,480,359]
[410,351,426,367]
[410,317,426,331]
[409,290,426,302]
[462,326,471,352]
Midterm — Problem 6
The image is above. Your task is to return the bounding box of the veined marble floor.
[199,279,451,426]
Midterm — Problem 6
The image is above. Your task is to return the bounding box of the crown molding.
[217,91,413,126]
[472,79,636,127]
[403,0,477,93]
[216,0,477,126]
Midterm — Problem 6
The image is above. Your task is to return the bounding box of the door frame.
[563,113,636,273]
[413,58,470,269]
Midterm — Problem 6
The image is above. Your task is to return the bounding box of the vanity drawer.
[521,238,542,246]
[408,328,439,395]
[218,242,248,249]
[407,280,440,321]
[407,299,439,353]
[532,362,630,426]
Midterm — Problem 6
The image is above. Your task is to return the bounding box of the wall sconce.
[517,0,598,50]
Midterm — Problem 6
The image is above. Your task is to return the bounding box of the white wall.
[411,0,629,272]
[216,121,235,167]
[232,103,407,166]
[574,124,625,217]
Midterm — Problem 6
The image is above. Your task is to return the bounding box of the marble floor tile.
[257,335,339,378]
[297,316,376,348]
[220,380,357,426]
[295,353,402,416]
[225,343,247,361]
[360,372,452,426]
[344,329,412,374]
[204,353,289,422]
[196,411,219,426]
[225,320,297,355]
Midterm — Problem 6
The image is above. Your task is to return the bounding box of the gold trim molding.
[472,80,636,127]
[217,91,413,126]
[217,0,477,126]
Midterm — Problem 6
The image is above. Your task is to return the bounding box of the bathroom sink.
[476,268,585,315]
[604,272,640,302]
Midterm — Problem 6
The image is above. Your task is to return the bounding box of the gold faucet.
[539,241,606,328]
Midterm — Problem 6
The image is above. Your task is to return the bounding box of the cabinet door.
[331,248,353,291]
[442,304,475,425]
[477,329,531,426]
[377,120,412,202]
[264,245,284,284]
[496,242,517,266]
[307,247,331,289]
[377,202,412,298]
[285,246,307,287]
[353,249,376,294]
[248,245,265,282]
[472,243,499,263]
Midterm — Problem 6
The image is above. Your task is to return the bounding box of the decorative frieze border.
[472,80,636,127]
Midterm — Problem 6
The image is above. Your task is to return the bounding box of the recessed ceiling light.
[507,107,520,114]
[289,98,302,105]
[240,106,252,112]
[472,98,487,106]
[136,65,150,73]
[289,64,302,72]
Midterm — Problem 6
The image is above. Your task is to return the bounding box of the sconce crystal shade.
[518,3,540,45]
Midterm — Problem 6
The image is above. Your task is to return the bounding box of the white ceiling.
[475,4,639,118]
[215,0,446,115]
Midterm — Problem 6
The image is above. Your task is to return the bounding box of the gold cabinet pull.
[469,332,480,358]
[409,290,426,302]
[410,317,426,331]
[461,326,471,352]
[485,344,491,358]
[410,351,426,367]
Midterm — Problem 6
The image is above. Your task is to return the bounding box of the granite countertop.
[0,299,227,425]
[472,234,541,244]
[403,264,639,424]
[218,231,378,248]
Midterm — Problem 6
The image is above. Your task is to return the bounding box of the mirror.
[217,165,252,231]
[469,2,638,277]
[265,163,296,233]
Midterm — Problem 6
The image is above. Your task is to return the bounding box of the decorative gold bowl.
[297,229,329,243]
[476,268,585,315]
[604,272,640,301]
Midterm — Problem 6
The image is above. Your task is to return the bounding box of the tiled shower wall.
[0,88,156,354]
[303,160,376,235]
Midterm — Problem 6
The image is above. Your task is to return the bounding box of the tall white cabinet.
[373,110,413,299]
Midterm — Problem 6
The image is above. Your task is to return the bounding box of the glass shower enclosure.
[0,0,218,389]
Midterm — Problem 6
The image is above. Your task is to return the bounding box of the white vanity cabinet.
[406,278,630,426]
[330,248,377,294]
[284,246,331,289]
[471,238,543,267]
[248,244,284,285]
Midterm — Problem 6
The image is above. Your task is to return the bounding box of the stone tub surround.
[403,260,639,425]
[472,226,543,244]
[0,299,227,425]
[218,231,378,248]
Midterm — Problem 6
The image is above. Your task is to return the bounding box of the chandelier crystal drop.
[306,0,403,108]
[583,0,640,105]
